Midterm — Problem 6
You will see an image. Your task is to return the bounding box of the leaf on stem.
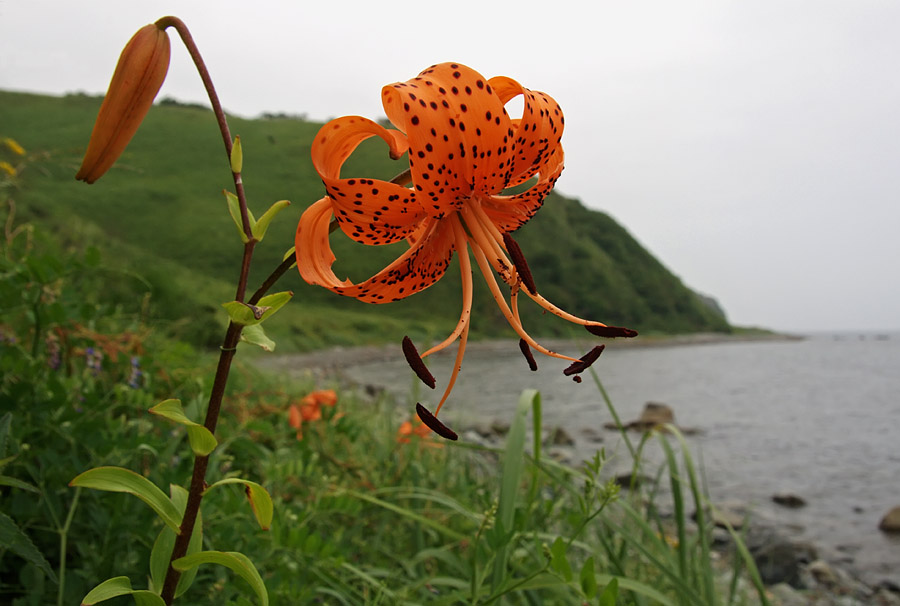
[252,199,291,242]
[204,478,274,530]
[240,323,276,351]
[149,485,202,597]
[230,135,243,173]
[69,467,181,533]
[148,399,217,456]
[223,190,256,243]
[172,551,268,606]
[222,291,293,326]
[80,576,166,606]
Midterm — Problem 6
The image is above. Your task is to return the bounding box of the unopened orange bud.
[76,23,170,183]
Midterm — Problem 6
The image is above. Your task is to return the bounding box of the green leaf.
[224,190,256,243]
[491,389,536,592]
[0,511,57,583]
[149,399,217,456]
[80,576,166,606]
[240,324,276,351]
[252,199,290,241]
[204,478,273,530]
[230,135,243,173]
[598,577,619,606]
[70,467,181,533]
[580,556,598,598]
[549,537,573,582]
[222,291,292,327]
[0,474,40,493]
[172,551,268,606]
[149,486,203,597]
[0,412,11,457]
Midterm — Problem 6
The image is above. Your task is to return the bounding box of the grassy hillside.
[1,89,729,351]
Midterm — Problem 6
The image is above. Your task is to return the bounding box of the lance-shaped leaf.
[80,576,166,606]
[0,511,57,583]
[223,190,256,243]
[240,324,275,352]
[148,399,217,456]
[230,135,243,173]
[252,199,290,242]
[204,478,273,530]
[172,551,268,606]
[222,291,293,326]
[149,485,202,597]
[70,467,181,533]
[549,537,573,582]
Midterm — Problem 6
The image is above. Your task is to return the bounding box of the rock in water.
[879,506,900,532]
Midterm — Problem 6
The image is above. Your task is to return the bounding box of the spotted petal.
[312,116,425,245]
[489,76,565,187]
[481,150,564,232]
[383,63,515,217]
[296,201,456,304]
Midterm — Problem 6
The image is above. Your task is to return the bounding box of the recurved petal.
[481,152,564,232]
[382,63,514,216]
[489,76,564,187]
[296,202,456,303]
[76,24,170,183]
[313,116,424,245]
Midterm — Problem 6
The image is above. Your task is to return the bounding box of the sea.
[336,332,900,586]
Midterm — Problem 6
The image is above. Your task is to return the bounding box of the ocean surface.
[337,333,900,585]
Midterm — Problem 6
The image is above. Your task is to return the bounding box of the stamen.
[519,338,538,371]
[563,345,606,376]
[416,403,459,441]
[585,324,639,338]
[502,232,537,294]
[402,336,436,388]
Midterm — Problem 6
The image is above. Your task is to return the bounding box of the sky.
[2,0,898,333]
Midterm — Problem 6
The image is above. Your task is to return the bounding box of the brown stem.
[153,17,260,605]
[156,15,255,251]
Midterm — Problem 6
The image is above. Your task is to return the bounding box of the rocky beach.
[259,333,900,605]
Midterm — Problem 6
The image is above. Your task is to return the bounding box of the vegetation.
[0,89,729,352]
[1,125,766,604]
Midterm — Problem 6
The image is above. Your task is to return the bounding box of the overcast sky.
[2,0,898,333]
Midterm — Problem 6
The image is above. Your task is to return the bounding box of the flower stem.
[152,17,261,604]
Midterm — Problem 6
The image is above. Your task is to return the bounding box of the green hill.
[0,89,730,351]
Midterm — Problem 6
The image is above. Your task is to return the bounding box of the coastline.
[262,331,803,375]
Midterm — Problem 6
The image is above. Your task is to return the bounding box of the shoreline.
[262,331,803,375]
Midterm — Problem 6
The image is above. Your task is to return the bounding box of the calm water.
[340,334,900,584]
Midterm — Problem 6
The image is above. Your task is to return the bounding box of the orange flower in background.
[295,62,636,439]
[396,420,442,448]
[302,389,337,408]
[287,389,339,440]
[76,23,170,183]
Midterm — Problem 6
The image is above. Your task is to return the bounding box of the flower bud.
[76,24,170,183]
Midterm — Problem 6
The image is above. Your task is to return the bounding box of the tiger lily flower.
[295,62,636,439]
[76,23,170,183]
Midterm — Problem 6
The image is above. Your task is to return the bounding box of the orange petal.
[382,63,514,216]
[76,24,170,183]
[489,77,565,187]
[312,116,425,245]
[481,152,564,232]
[300,403,321,422]
[288,404,302,429]
[309,389,338,407]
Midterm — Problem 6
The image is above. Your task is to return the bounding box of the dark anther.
[573,375,583,383]
[519,338,538,371]
[502,232,537,294]
[563,345,606,376]
[585,324,638,339]
[402,336,436,388]
[415,403,459,441]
